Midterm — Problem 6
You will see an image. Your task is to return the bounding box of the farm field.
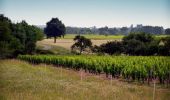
[37,39,114,50]
[59,34,169,40]
[37,34,169,51]
[18,55,170,85]
[36,41,71,55]
[62,34,124,40]
[0,59,170,100]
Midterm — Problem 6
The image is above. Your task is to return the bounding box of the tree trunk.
[80,48,82,54]
[54,36,57,43]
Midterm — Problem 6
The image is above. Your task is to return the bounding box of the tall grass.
[1,59,170,100]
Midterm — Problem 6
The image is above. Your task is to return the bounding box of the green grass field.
[62,34,124,40]
[60,34,169,40]
[0,60,170,100]
[37,38,114,51]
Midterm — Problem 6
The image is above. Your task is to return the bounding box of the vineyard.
[18,55,170,85]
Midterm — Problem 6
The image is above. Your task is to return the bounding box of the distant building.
[136,24,143,28]
[130,24,133,29]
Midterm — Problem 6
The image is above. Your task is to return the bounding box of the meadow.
[62,34,124,40]
[0,59,170,100]
[62,34,168,40]
[37,39,113,50]
[37,34,169,51]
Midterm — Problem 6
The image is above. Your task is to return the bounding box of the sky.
[0,0,170,28]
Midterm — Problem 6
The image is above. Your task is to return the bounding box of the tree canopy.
[0,14,44,58]
[71,35,92,54]
[165,28,170,35]
[44,18,66,43]
[122,32,156,55]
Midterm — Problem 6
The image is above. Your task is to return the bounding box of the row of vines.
[18,55,170,85]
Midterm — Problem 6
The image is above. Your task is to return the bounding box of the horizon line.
[35,24,169,29]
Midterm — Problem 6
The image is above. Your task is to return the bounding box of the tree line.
[66,25,170,35]
[0,15,67,58]
[0,15,44,58]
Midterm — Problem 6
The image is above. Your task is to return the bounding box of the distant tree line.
[65,25,170,35]
[0,15,44,58]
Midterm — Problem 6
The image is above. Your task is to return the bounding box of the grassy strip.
[0,59,170,100]
[60,34,169,40]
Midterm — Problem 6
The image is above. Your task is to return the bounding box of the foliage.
[122,32,163,55]
[71,35,92,54]
[44,18,66,43]
[92,41,123,55]
[92,32,170,56]
[123,32,154,43]
[0,15,44,58]
[162,36,170,49]
[18,55,170,85]
[66,25,164,35]
[165,28,170,35]
[93,32,161,55]
[123,39,146,55]
[158,36,170,56]
[33,26,44,40]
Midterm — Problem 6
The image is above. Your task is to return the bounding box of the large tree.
[44,18,66,43]
[71,35,92,54]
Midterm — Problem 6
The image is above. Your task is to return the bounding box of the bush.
[158,36,170,56]
[123,39,146,55]
[122,32,159,55]
[93,41,123,55]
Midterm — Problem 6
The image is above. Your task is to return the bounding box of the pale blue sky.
[1,0,170,28]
